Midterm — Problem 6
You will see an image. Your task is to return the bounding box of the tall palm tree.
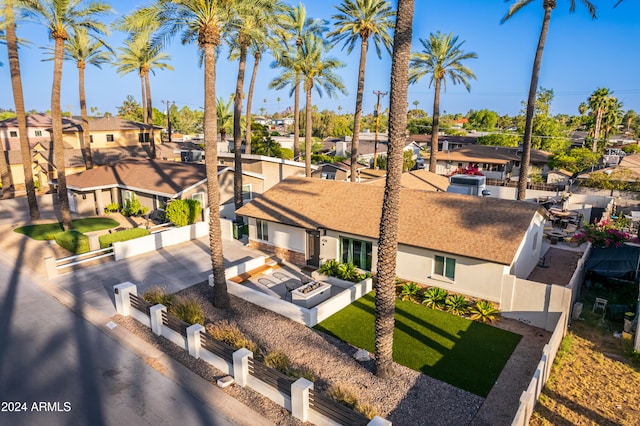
[298,34,347,177]
[601,96,622,144]
[502,0,597,200]
[409,32,476,173]
[2,1,40,217]
[226,1,283,215]
[275,3,327,161]
[587,87,614,152]
[217,95,233,142]
[123,0,239,309]
[21,0,111,230]
[374,0,414,379]
[115,31,173,160]
[329,0,394,182]
[60,28,112,169]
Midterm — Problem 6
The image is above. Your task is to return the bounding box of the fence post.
[187,324,205,359]
[113,282,137,316]
[150,304,166,336]
[232,348,252,387]
[44,256,57,279]
[368,417,393,426]
[88,234,100,251]
[291,378,313,422]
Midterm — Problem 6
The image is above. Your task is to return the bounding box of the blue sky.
[1,0,638,119]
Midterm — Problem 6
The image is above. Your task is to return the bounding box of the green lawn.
[14,217,119,240]
[314,292,522,397]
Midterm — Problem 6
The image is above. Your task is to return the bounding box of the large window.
[434,255,456,281]
[191,192,204,208]
[242,184,252,201]
[256,219,268,241]
[138,132,150,142]
[340,237,372,271]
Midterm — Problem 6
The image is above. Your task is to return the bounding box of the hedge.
[99,228,150,248]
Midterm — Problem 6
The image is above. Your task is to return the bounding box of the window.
[157,196,170,210]
[9,131,17,137]
[532,232,538,251]
[35,130,42,137]
[321,172,336,180]
[256,219,268,241]
[242,184,252,201]
[434,255,456,281]
[90,135,94,143]
[191,192,204,207]
[138,132,150,142]
[340,237,372,271]
[106,134,114,142]
[122,190,133,203]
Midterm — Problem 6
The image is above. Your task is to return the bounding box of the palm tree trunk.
[233,44,248,214]
[145,72,156,159]
[305,82,313,177]
[245,52,261,156]
[52,37,72,230]
[140,74,147,123]
[592,108,602,153]
[203,42,229,309]
[78,62,94,169]
[293,73,301,161]
[350,38,368,182]
[375,0,415,379]
[517,3,553,200]
[429,78,442,173]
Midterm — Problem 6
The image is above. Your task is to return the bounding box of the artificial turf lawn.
[314,292,522,397]
[14,217,119,240]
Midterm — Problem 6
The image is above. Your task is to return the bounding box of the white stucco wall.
[248,219,306,254]
[510,212,545,279]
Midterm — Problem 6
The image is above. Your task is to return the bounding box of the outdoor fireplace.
[291,281,332,308]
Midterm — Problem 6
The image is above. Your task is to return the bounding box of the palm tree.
[409,32,476,173]
[60,28,112,169]
[122,0,244,309]
[115,31,173,160]
[502,0,597,200]
[2,1,40,216]
[275,3,327,161]
[374,0,415,379]
[21,0,111,230]
[601,96,622,144]
[217,95,233,142]
[298,34,347,177]
[329,0,394,182]
[587,87,615,152]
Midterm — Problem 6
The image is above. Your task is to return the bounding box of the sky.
[1,0,639,120]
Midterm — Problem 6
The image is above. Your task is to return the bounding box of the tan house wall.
[63,129,162,149]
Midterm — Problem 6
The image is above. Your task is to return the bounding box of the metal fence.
[200,333,235,363]
[129,293,152,316]
[309,389,370,426]
[248,358,296,395]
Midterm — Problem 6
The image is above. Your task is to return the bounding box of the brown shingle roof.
[236,177,541,265]
[66,159,207,196]
[62,116,162,132]
[432,145,550,164]
[364,170,450,192]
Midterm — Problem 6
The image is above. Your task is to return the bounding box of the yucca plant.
[422,287,448,310]
[470,300,500,323]
[398,282,421,302]
[445,294,469,316]
[336,262,359,282]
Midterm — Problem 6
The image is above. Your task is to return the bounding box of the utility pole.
[164,100,175,142]
[372,90,387,170]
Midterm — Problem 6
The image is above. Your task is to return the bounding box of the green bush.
[318,259,340,276]
[336,262,359,282]
[169,296,205,325]
[470,300,500,323]
[422,287,448,310]
[121,194,149,217]
[104,202,120,213]
[264,351,291,371]
[445,294,469,316]
[142,286,174,307]
[165,198,202,226]
[54,230,89,254]
[99,227,150,248]
[398,282,421,302]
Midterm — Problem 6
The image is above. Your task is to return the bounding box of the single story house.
[311,160,368,182]
[363,169,450,192]
[66,159,264,219]
[236,177,547,303]
[62,116,163,149]
[216,153,309,191]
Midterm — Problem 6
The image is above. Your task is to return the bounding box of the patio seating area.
[544,207,583,246]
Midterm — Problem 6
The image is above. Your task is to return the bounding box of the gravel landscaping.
[115,281,551,425]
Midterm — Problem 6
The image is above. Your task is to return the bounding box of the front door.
[306,230,320,267]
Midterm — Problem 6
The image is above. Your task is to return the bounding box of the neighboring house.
[547,169,573,186]
[216,153,309,192]
[236,177,546,304]
[0,113,74,150]
[577,153,640,184]
[430,145,551,180]
[408,134,477,152]
[61,116,163,149]
[364,169,450,192]
[65,159,264,219]
[311,160,367,182]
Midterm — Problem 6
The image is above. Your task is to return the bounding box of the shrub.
[336,262,359,282]
[398,282,421,302]
[326,384,358,409]
[206,321,260,355]
[99,227,150,248]
[142,286,174,307]
[318,259,340,276]
[165,198,202,227]
[121,194,149,217]
[264,351,291,371]
[422,287,448,310]
[445,294,469,316]
[54,230,89,254]
[169,296,205,325]
[470,300,500,323]
[104,202,120,213]
[355,402,379,420]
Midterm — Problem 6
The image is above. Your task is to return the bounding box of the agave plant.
[336,262,359,282]
[398,282,421,302]
[422,287,448,310]
[470,300,500,323]
[445,294,469,316]
[318,259,340,276]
